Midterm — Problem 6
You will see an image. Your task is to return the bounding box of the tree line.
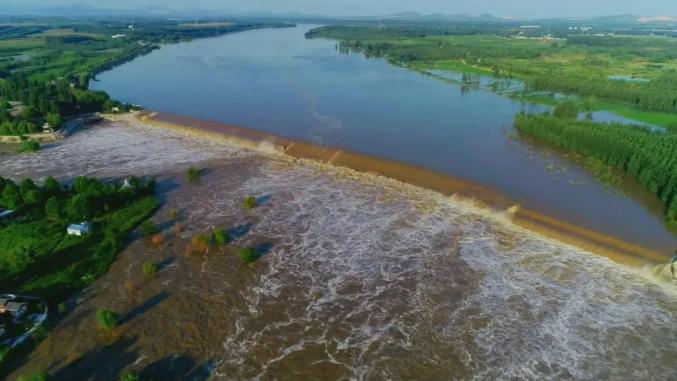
[0,175,156,222]
[514,112,677,226]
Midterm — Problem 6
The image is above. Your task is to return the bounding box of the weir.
[137,111,669,266]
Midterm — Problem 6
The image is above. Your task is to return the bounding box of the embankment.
[135,111,669,266]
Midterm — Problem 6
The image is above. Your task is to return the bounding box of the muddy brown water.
[1,119,676,380]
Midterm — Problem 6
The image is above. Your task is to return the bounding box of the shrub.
[243,195,257,209]
[186,167,202,181]
[553,101,578,119]
[57,302,68,315]
[140,221,158,238]
[16,372,53,381]
[120,373,142,381]
[239,247,259,264]
[96,309,119,331]
[188,234,210,255]
[0,344,9,362]
[142,261,158,278]
[19,139,40,153]
[213,229,228,246]
[169,208,179,219]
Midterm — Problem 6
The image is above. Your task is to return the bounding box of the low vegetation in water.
[96,309,120,331]
[243,195,258,209]
[186,167,203,182]
[239,247,260,264]
[213,228,229,246]
[515,113,677,226]
[142,261,158,278]
[119,373,143,381]
[0,175,159,302]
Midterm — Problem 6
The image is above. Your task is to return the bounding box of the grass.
[598,102,677,131]
[1,196,160,302]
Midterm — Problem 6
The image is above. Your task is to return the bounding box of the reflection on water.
[91,25,676,254]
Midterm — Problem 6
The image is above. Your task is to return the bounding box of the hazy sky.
[10,0,677,18]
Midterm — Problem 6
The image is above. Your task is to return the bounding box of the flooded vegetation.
[0,118,675,380]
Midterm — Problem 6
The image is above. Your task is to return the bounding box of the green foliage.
[0,344,9,362]
[0,173,160,302]
[142,261,158,278]
[44,177,62,197]
[243,196,257,210]
[45,112,62,128]
[140,221,158,237]
[1,181,22,209]
[19,140,40,153]
[553,101,578,119]
[0,120,40,136]
[515,113,677,225]
[120,372,143,381]
[213,228,228,246]
[96,309,119,331]
[239,247,260,264]
[16,372,54,381]
[44,196,63,220]
[186,167,203,181]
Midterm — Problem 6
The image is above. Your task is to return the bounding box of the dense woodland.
[515,112,677,226]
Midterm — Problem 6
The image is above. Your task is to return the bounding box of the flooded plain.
[2,118,675,380]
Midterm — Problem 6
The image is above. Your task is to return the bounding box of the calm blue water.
[92,25,676,252]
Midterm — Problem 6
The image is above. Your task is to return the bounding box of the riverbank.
[135,111,671,266]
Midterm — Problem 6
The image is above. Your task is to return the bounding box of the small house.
[67,222,91,236]
[42,122,54,133]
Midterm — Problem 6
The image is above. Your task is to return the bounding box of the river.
[91,24,676,256]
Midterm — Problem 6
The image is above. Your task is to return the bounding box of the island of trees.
[515,108,677,226]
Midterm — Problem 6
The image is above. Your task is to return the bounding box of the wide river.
[92,24,676,255]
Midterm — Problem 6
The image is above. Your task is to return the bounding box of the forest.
[514,112,677,226]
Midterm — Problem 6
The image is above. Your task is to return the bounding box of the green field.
[0,176,159,302]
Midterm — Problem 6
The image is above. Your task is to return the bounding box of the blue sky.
[10,0,677,18]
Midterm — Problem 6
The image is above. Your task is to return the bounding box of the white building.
[67,222,91,236]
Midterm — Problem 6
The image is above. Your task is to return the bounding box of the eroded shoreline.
[136,111,671,265]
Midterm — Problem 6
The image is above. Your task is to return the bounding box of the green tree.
[45,197,63,220]
[96,309,119,331]
[46,112,62,129]
[553,101,578,119]
[67,194,92,220]
[2,182,23,209]
[44,176,62,197]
